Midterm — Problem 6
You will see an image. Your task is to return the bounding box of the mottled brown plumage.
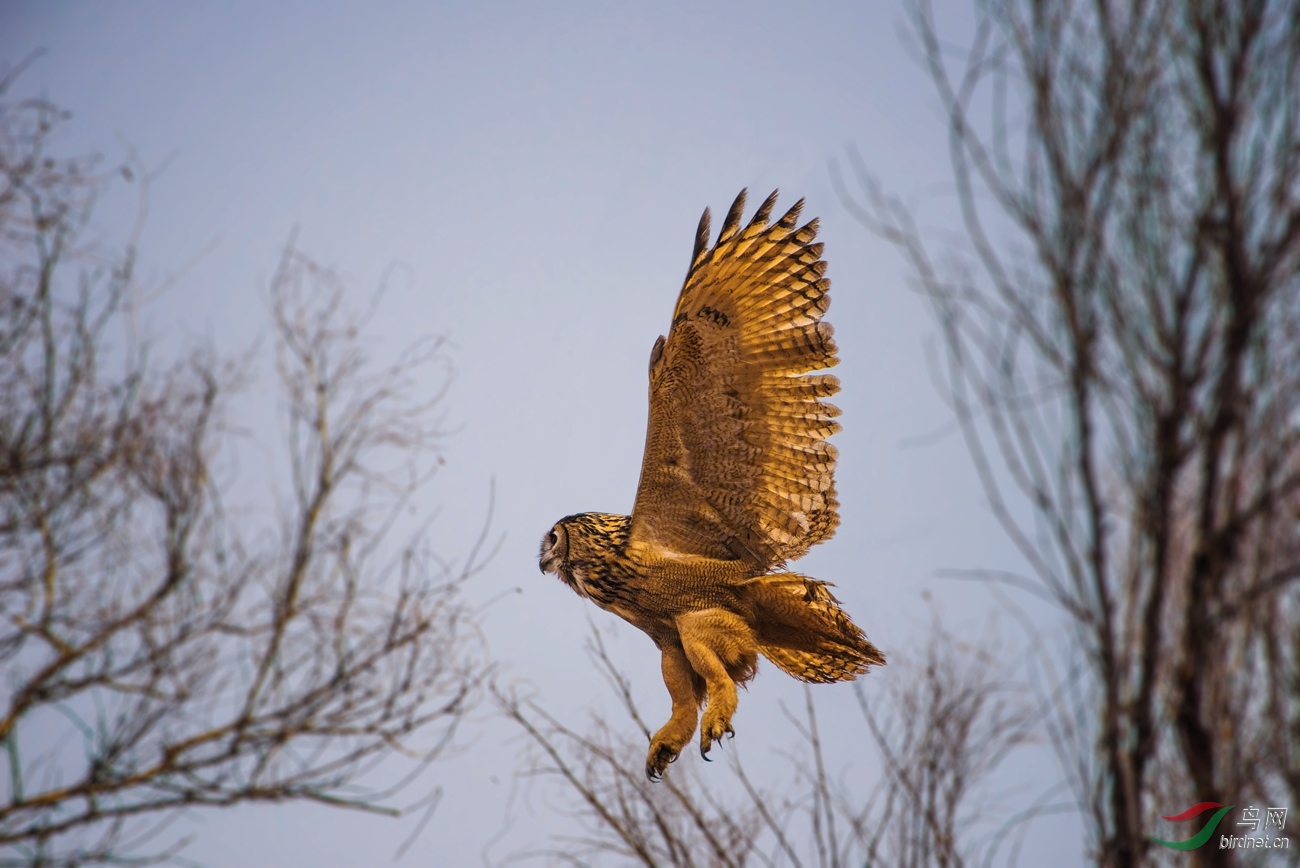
[540,190,884,780]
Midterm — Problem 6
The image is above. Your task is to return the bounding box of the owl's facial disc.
[538,524,566,575]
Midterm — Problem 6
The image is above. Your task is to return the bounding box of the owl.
[540,189,884,780]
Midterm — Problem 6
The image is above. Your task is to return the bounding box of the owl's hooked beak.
[540,552,577,591]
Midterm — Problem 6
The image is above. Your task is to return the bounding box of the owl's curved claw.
[699,720,734,761]
[645,740,680,781]
[696,722,738,753]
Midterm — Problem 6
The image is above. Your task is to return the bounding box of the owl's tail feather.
[745,573,885,684]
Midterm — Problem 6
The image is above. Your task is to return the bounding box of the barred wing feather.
[628,189,841,570]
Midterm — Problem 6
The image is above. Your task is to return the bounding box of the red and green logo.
[1148,802,1235,850]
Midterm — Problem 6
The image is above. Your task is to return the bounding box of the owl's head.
[538,521,570,576]
[539,513,631,593]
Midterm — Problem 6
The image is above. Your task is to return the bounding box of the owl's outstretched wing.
[628,189,840,570]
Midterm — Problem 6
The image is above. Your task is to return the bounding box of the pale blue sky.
[3,2,1081,864]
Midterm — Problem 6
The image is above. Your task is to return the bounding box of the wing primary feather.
[748,189,779,230]
[691,207,712,271]
[776,198,805,230]
[718,189,748,243]
[794,219,818,244]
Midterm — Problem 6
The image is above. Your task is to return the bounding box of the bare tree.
[497,615,1033,868]
[854,613,1039,868]
[0,80,485,865]
[834,0,1300,865]
[496,631,765,868]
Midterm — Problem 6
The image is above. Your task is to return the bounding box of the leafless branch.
[495,616,1035,868]
[835,1,1300,864]
[0,85,487,866]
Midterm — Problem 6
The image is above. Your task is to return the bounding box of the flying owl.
[539,189,884,781]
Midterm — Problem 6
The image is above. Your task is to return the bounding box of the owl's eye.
[548,530,559,546]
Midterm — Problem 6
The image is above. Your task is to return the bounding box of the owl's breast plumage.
[570,544,754,640]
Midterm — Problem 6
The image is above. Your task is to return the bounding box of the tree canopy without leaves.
[836,0,1300,865]
[0,78,486,866]
[499,614,1034,868]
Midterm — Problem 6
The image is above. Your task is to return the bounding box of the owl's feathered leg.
[646,644,705,780]
[677,609,758,762]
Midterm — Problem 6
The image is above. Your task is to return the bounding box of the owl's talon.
[645,740,680,781]
[701,745,712,761]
